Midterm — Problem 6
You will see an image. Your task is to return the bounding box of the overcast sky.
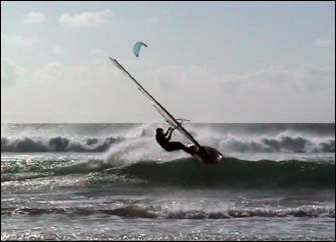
[1,1,335,123]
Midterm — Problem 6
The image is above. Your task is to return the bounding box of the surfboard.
[109,58,224,164]
[193,146,224,164]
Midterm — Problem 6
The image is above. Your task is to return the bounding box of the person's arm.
[163,127,175,139]
[166,129,174,140]
[163,127,173,136]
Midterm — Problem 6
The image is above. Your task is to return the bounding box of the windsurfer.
[155,127,196,155]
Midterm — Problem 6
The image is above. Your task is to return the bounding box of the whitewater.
[1,123,335,241]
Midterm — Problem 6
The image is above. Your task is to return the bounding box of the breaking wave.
[2,204,334,219]
[1,136,123,152]
[1,133,334,153]
[214,134,335,153]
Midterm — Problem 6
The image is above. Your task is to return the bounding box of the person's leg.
[165,142,192,154]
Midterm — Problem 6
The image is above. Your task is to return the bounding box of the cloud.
[148,9,170,24]
[221,65,335,93]
[315,39,335,48]
[59,10,112,28]
[1,59,21,88]
[2,34,40,47]
[148,17,161,24]
[1,59,147,122]
[154,64,211,89]
[294,65,335,92]
[23,12,46,24]
[1,59,334,123]
[114,61,334,96]
[51,46,64,55]
[89,48,107,57]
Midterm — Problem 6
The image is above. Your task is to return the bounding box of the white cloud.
[154,64,212,89]
[52,46,64,55]
[294,65,335,92]
[221,65,335,93]
[23,12,46,24]
[148,17,161,24]
[1,59,22,88]
[315,39,335,48]
[89,49,107,57]
[1,59,147,122]
[59,9,113,28]
[2,34,40,47]
[1,58,334,122]
[148,9,170,24]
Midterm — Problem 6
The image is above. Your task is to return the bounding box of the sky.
[1,1,335,123]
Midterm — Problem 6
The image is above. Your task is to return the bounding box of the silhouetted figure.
[156,127,195,154]
[155,128,222,164]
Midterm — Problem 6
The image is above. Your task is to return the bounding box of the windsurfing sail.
[109,58,201,148]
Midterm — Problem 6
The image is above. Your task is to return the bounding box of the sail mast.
[109,58,201,148]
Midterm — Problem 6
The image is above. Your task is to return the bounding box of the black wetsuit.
[156,129,192,154]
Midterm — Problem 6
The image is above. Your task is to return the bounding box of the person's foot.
[188,145,199,154]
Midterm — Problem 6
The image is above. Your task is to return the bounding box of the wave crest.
[2,132,334,153]
[1,136,122,152]
[3,205,334,219]
[215,134,335,153]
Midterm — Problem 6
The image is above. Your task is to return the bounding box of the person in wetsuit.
[156,127,221,164]
[155,127,194,154]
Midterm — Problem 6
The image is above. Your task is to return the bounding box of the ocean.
[1,123,335,241]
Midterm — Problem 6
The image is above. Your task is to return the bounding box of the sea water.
[1,123,335,241]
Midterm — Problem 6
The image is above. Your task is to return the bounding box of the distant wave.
[1,136,123,153]
[214,134,335,153]
[3,204,334,219]
[1,133,335,153]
